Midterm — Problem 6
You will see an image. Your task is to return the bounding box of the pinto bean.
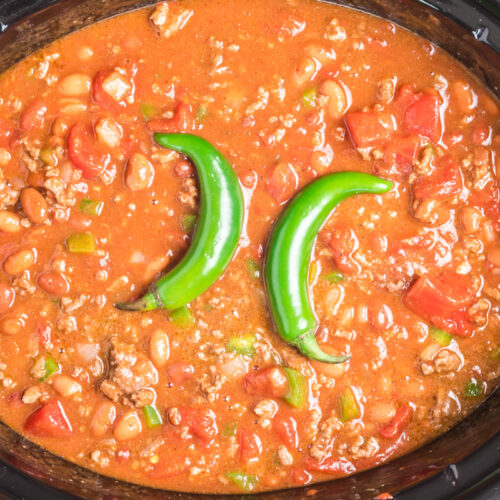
[0,282,15,313]
[311,345,346,378]
[0,148,11,166]
[482,220,496,242]
[293,57,317,87]
[461,207,481,234]
[304,43,336,64]
[95,117,122,148]
[487,248,500,269]
[149,329,170,368]
[0,211,21,233]
[368,400,397,424]
[20,188,48,224]
[52,375,82,397]
[320,80,347,120]
[59,98,87,115]
[90,401,117,437]
[4,248,35,275]
[310,151,331,174]
[52,116,69,137]
[125,153,155,191]
[480,93,499,115]
[113,410,142,441]
[452,80,477,114]
[59,73,91,96]
[0,314,25,335]
[37,271,69,296]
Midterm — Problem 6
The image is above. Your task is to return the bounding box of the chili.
[116,133,244,311]
[264,172,392,363]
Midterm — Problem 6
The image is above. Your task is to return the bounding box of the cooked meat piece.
[99,338,158,408]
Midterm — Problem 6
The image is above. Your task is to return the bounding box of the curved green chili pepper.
[116,133,244,311]
[264,172,392,364]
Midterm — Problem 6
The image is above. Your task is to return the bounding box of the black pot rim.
[0,1,498,499]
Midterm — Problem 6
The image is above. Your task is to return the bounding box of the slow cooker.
[0,0,498,498]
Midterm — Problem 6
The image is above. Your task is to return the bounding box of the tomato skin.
[175,408,218,443]
[243,366,288,398]
[405,270,474,315]
[35,321,52,348]
[469,182,500,230]
[266,162,298,203]
[323,227,360,275]
[0,117,14,144]
[146,101,195,133]
[239,428,263,461]
[20,99,48,131]
[403,93,440,142]
[412,155,463,200]
[404,271,475,336]
[379,404,412,439]
[472,120,490,146]
[67,123,109,179]
[304,455,356,475]
[167,362,194,385]
[149,455,191,478]
[290,467,312,485]
[381,135,422,176]
[24,401,72,438]
[273,413,299,449]
[345,111,395,148]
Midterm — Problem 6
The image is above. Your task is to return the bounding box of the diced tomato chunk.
[412,155,463,200]
[149,455,191,478]
[20,99,48,131]
[345,111,395,148]
[68,123,110,179]
[174,407,218,443]
[304,455,356,475]
[405,270,475,314]
[24,401,72,438]
[469,182,500,230]
[35,320,52,348]
[242,366,288,398]
[404,271,476,336]
[382,135,422,176]
[239,428,263,461]
[146,101,195,133]
[403,93,440,142]
[323,227,360,275]
[290,467,312,485]
[266,162,298,204]
[273,413,299,449]
[379,404,412,439]
[0,117,14,144]
[472,120,491,146]
[168,362,194,385]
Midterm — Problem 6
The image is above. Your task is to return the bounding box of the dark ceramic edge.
[0,0,498,499]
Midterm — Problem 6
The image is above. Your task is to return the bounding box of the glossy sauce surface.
[0,0,498,493]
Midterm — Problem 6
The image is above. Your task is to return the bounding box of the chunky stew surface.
[0,0,499,493]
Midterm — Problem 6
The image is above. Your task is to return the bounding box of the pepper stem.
[115,290,163,311]
[293,331,350,364]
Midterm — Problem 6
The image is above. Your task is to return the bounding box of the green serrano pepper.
[264,172,392,364]
[116,133,244,311]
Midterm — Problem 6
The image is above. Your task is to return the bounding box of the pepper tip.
[294,331,351,364]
